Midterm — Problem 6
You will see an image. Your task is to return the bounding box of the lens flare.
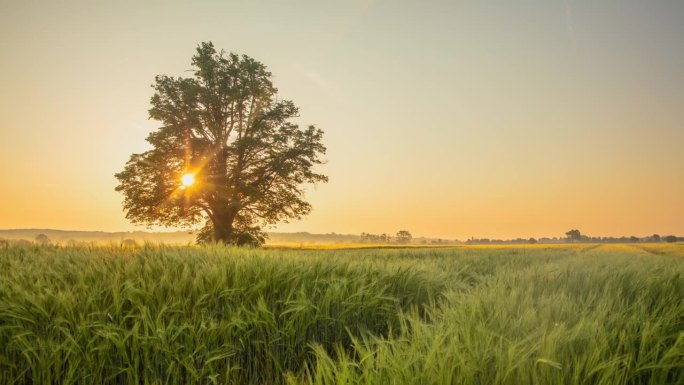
[180,173,195,188]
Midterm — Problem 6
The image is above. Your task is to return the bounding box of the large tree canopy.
[115,42,327,245]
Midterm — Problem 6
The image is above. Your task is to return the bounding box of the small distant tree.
[528,237,537,244]
[121,239,138,247]
[35,234,50,245]
[664,235,678,243]
[651,234,660,242]
[565,229,582,242]
[629,236,639,243]
[395,230,412,244]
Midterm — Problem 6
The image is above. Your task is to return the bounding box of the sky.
[0,0,682,240]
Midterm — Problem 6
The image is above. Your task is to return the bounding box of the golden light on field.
[180,173,195,189]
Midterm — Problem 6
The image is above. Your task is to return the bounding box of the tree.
[565,229,582,242]
[115,42,327,245]
[528,237,537,244]
[121,239,138,247]
[395,230,412,244]
[664,235,678,243]
[35,234,50,245]
[651,234,660,242]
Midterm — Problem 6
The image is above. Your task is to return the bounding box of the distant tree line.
[359,230,415,244]
[563,230,679,243]
[0,230,680,247]
[465,237,540,245]
[464,231,681,245]
[357,231,463,245]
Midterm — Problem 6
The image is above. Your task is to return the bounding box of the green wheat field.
[0,243,682,385]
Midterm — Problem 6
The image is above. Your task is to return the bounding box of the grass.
[0,243,682,384]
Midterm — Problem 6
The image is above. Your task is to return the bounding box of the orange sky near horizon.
[0,1,682,240]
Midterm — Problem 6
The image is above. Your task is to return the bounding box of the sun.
[180,173,195,188]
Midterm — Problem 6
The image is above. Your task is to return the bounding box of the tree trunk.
[212,207,236,244]
[210,144,237,244]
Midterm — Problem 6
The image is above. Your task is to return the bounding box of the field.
[0,244,682,385]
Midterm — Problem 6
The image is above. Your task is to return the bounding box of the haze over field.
[1,0,683,239]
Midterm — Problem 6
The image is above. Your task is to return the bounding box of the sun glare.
[181,173,195,188]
